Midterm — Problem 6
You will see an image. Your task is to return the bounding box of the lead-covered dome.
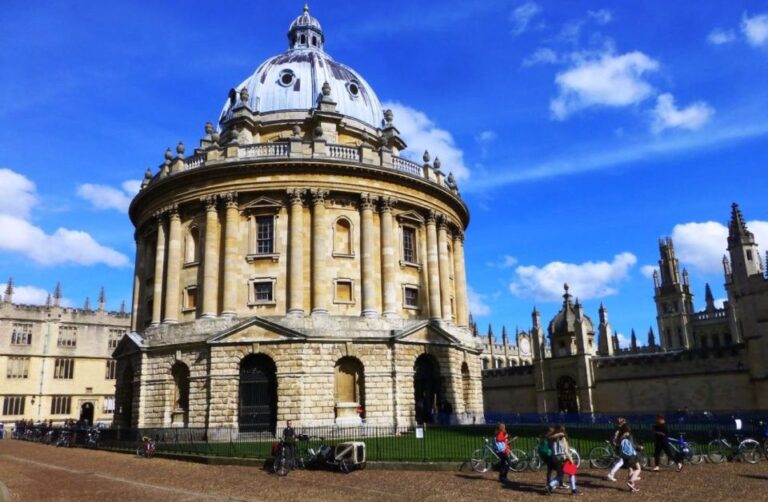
[219,5,384,129]
[548,284,594,337]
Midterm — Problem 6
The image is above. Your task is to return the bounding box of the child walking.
[619,423,642,493]
[547,424,581,496]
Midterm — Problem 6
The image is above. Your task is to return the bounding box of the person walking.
[607,417,627,482]
[494,423,512,484]
[619,423,642,493]
[653,415,682,471]
[538,426,556,493]
[547,424,581,496]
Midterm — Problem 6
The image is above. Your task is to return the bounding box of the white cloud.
[550,51,659,120]
[0,281,73,307]
[588,9,612,25]
[0,168,38,219]
[714,297,726,309]
[523,47,560,66]
[77,179,141,212]
[708,28,737,45]
[671,219,768,274]
[0,168,129,267]
[652,93,714,132]
[747,221,768,254]
[742,13,768,47]
[383,101,469,181]
[510,2,542,36]
[488,255,518,269]
[640,265,658,279]
[509,252,637,302]
[475,130,497,144]
[468,286,491,316]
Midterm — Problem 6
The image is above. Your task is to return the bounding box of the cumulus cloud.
[0,168,37,219]
[587,9,613,25]
[0,168,129,267]
[523,47,561,66]
[77,179,141,212]
[475,130,497,144]
[640,265,658,279]
[714,298,726,309]
[468,286,491,316]
[652,93,714,132]
[671,219,768,274]
[0,281,73,306]
[742,12,768,47]
[549,51,659,120]
[488,255,519,269]
[510,2,542,36]
[383,101,470,181]
[509,252,637,302]
[708,28,737,45]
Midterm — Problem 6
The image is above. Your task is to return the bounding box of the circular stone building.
[114,6,484,432]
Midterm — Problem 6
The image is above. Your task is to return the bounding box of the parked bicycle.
[470,436,527,473]
[136,436,157,458]
[658,432,703,466]
[707,431,761,464]
[589,440,647,469]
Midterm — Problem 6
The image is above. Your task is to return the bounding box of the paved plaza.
[1,440,766,501]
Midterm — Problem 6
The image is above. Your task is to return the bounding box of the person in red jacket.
[495,423,512,483]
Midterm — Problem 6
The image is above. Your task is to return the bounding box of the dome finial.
[304,3,309,13]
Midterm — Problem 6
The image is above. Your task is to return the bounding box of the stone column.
[360,193,378,318]
[130,234,144,331]
[287,188,305,316]
[163,205,181,324]
[437,216,452,323]
[151,213,166,325]
[425,210,442,321]
[310,189,329,316]
[453,231,469,327]
[201,195,220,318]
[380,196,398,318]
[222,192,239,317]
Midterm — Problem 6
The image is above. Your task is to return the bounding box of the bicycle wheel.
[136,446,144,458]
[470,448,492,473]
[638,451,649,468]
[707,440,728,464]
[588,445,613,469]
[508,448,528,472]
[687,441,704,464]
[569,448,581,468]
[528,450,543,471]
[274,456,289,476]
[738,439,761,464]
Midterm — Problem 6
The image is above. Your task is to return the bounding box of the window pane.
[254,282,273,301]
[256,216,274,254]
[403,227,416,263]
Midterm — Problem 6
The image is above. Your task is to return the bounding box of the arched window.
[333,217,353,256]
[556,376,579,414]
[414,354,441,424]
[239,354,277,432]
[171,362,190,426]
[185,226,199,264]
[461,362,470,412]
[335,357,365,422]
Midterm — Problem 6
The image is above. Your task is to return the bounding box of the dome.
[548,284,594,337]
[219,5,384,129]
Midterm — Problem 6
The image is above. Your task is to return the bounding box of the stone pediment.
[239,195,284,214]
[396,210,425,226]
[393,321,462,346]
[111,332,145,358]
[207,316,306,344]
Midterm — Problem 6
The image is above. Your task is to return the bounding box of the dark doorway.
[414,354,441,424]
[239,354,277,432]
[119,365,134,428]
[556,376,579,414]
[80,402,94,426]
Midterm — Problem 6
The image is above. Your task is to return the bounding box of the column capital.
[426,209,439,225]
[201,194,219,211]
[360,192,376,211]
[287,188,306,206]
[310,188,330,206]
[453,229,465,243]
[167,203,180,220]
[379,196,398,213]
[223,191,238,209]
[436,212,449,229]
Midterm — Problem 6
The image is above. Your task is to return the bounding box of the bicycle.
[707,431,761,464]
[136,437,156,458]
[588,440,647,469]
[470,437,528,473]
[271,438,294,476]
[658,433,704,466]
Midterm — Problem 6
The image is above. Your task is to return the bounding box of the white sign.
[735,418,743,430]
[415,427,424,439]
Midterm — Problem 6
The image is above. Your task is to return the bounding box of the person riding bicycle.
[494,423,512,484]
[607,417,626,482]
[653,415,682,471]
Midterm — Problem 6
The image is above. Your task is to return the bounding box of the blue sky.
[1,1,767,345]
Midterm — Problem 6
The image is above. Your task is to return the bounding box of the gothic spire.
[3,277,12,303]
[705,283,715,311]
[647,327,656,347]
[98,286,106,310]
[631,329,638,350]
[53,282,62,307]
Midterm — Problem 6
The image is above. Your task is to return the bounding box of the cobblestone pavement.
[1,440,767,501]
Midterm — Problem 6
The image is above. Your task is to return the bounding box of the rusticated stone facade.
[114,6,484,432]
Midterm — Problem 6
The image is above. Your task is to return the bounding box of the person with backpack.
[619,423,642,493]
[494,423,512,483]
[607,417,627,482]
[538,426,556,492]
[652,415,682,471]
[547,424,581,496]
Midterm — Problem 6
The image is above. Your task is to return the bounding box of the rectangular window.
[11,323,33,345]
[108,329,124,350]
[404,287,419,308]
[254,281,274,302]
[105,359,117,380]
[402,227,416,263]
[256,216,274,254]
[6,357,30,379]
[50,396,71,415]
[2,396,25,416]
[103,396,115,414]
[54,358,74,379]
[746,250,753,261]
[58,325,77,348]
[185,286,198,310]
[335,280,353,303]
